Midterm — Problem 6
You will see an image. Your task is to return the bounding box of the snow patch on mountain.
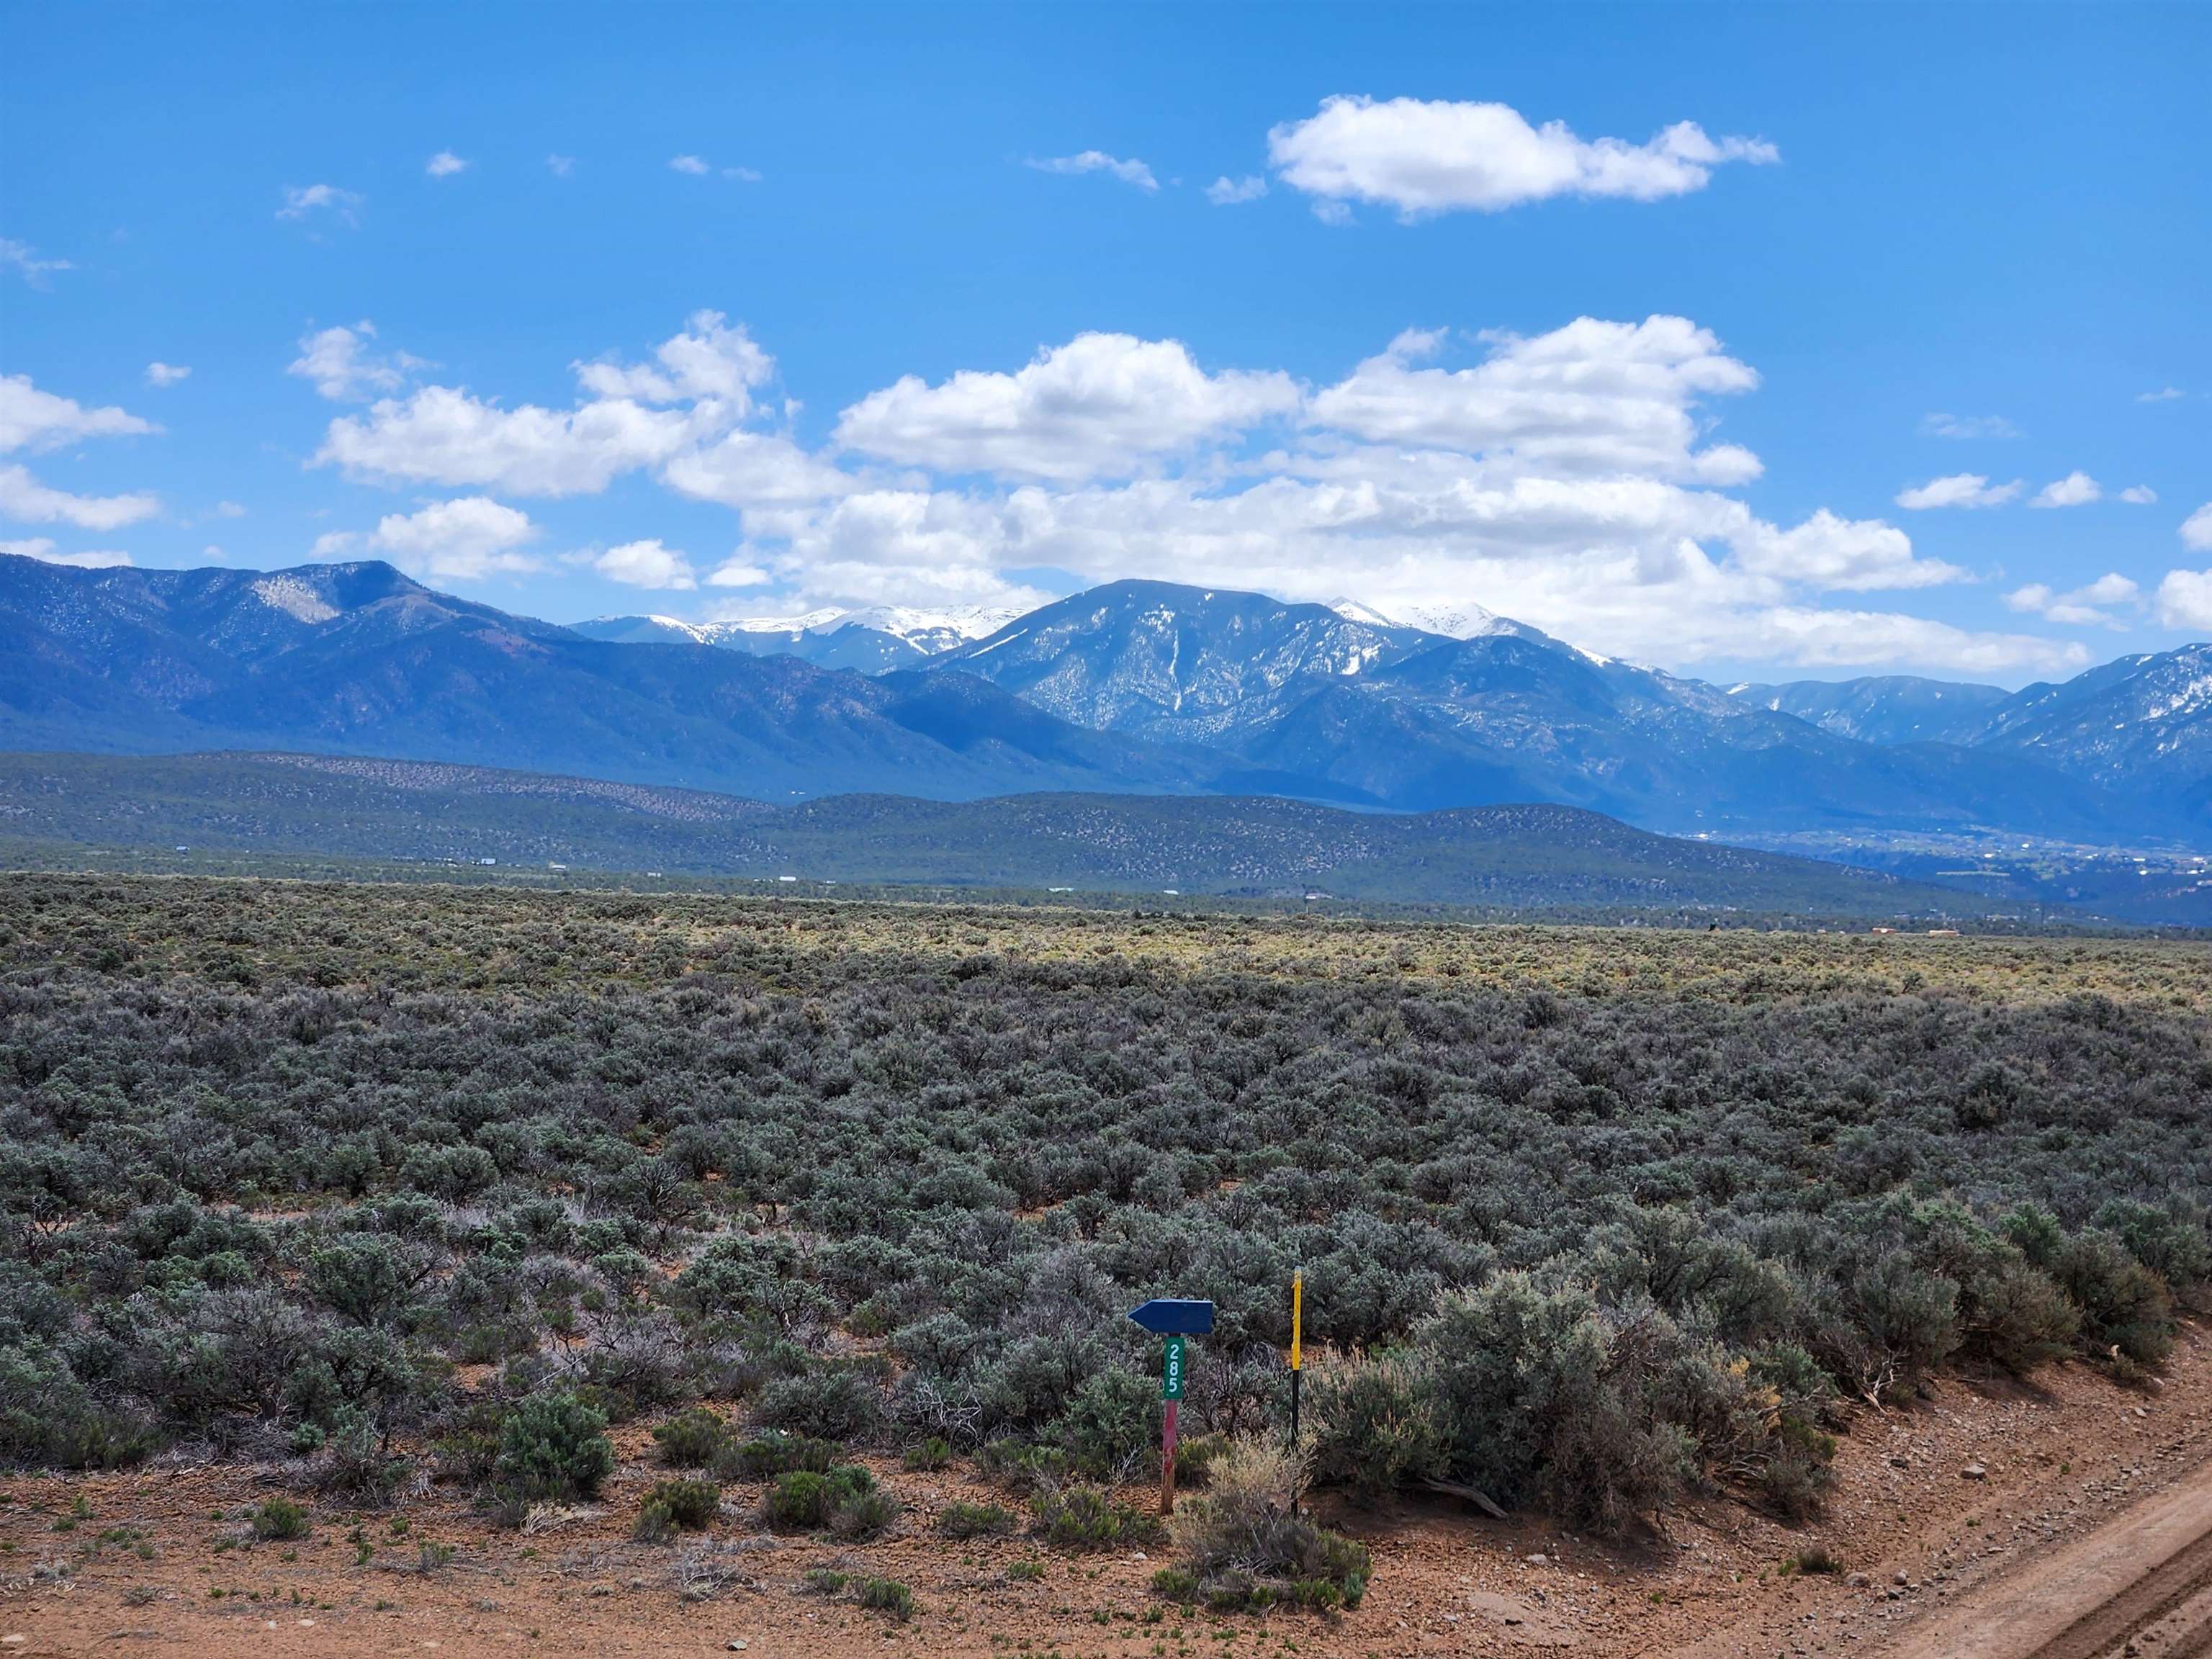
[251,575,339,625]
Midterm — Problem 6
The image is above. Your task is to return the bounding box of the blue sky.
[4,2,2207,684]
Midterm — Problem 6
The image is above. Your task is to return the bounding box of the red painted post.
[1159,1396,1179,1516]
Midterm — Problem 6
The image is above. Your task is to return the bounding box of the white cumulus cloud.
[145,362,192,388]
[1028,151,1159,192]
[426,150,469,178]
[1894,472,2022,511]
[2031,471,2101,508]
[572,310,772,408]
[1205,175,1268,205]
[1308,316,1761,482]
[1266,96,1776,217]
[313,495,539,583]
[314,313,765,498]
[1919,413,2020,440]
[1740,509,1965,593]
[835,332,1300,482]
[593,539,697,590]
[664,430,855,511]
[2158,567,2212,631]
[2005,572,2140,628]
[287,322,421,401]
[668,154,711,176]
[0,536,132,568]
[0,375,158,453]
[2182,503,2212,553]
[277,183,363,225]
[0,464,160,530]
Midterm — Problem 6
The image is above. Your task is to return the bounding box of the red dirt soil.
[5,1322,2209,1658]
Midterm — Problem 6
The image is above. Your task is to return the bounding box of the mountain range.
[3,552,2207,858]
[567,603,1017,673]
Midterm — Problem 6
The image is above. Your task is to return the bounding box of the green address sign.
[1161,1334,1186,1400]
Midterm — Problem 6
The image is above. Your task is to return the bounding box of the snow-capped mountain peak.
[835,604,1024,648]
[1325,596,1522,642]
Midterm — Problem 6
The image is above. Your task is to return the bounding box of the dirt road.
[1878,1454,2212,1659]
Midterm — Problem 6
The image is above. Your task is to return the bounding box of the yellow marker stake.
[1290,1269,1303,1371]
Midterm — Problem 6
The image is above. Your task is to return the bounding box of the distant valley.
[0,749,2061,925]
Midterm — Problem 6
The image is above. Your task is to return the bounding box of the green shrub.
[251,1498,310,1542]
[317,1411,412,1506]
[978,1440,1071,1495]
[1151,1565,1199,1603]
[761,1462,885,1533]
[755,1370,881,1442]
[493,1392,615,1501]
[938,1500,1019,1538]
[1033,1484,1165,1551]
[0,1347,156,1470]
[1963,1260,2079,1376]
[902,1436,953,1471]
[1164,1442,1368,1612]
[830,1483,899,1539]
[2056,1231,2175,1366]
[1174,1432,1226,1488]
[1006,1559,1046,1583]
[2094,1199,2212,1291]
[652,1408,730,1467]
[803,1567,849,1595]
[1419,1275,1693,1535]
[763,1470,830,1529]
[639,1477,720,1533]
[714,1431,842,1480]
[304,1236,420,1326]
[855,1576,915,1620]
[1307,1352,1442,1501]
[1050,1367,1158,1475]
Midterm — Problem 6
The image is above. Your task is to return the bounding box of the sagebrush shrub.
[755,1370,881,1442]
[493,1393,614,1501]
[251,1497,310,1541]
[855,1576,915,1619]
[1032,1484,1164,1551]
[652,1407,729,1467]
[938,1500,1019,1538]
[1166,1440,1369,1611]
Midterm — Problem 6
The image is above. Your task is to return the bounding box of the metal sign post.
[1160,1332,1185,1515]
[1128,1298,1213,1519]
[1288,1268,1303,1516]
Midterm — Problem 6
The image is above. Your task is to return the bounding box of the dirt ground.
[4,1323,2209,1658]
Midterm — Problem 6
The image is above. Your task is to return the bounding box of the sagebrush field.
[2,874,2208,1637]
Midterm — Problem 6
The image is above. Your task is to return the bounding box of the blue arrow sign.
[1128,1298,1215,1335]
